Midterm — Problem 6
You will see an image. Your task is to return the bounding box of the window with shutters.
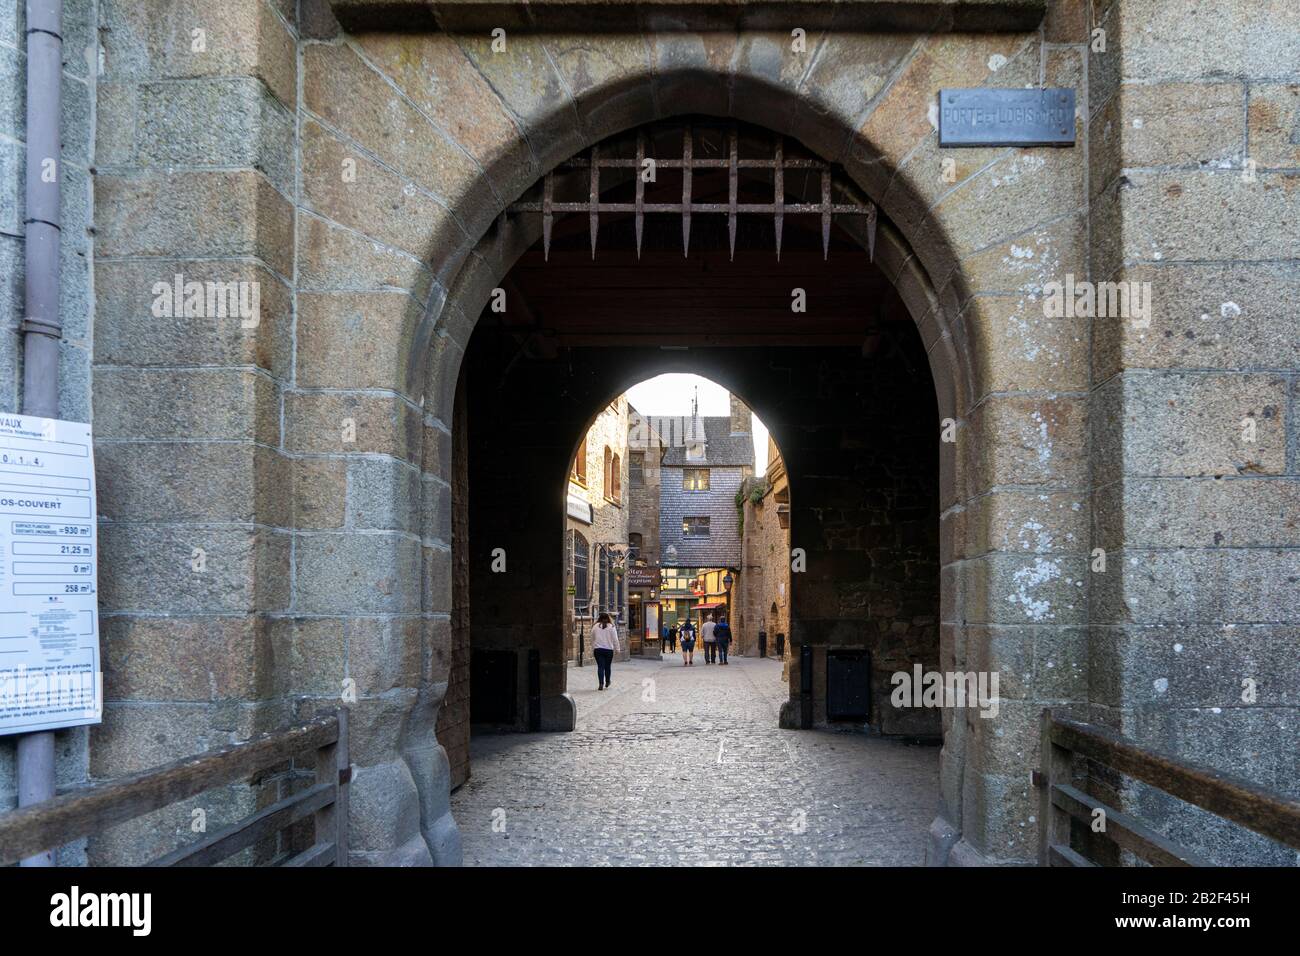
[571,440,587,486]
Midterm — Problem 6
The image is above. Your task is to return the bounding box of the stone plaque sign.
[566,492,593,524]
[938,88,1076,147]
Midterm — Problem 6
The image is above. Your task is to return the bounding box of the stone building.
[659,395,755,605]
[625,406,665,653]
[564,396,630,662]
[737,437,790,660]
[0,0,1295,869]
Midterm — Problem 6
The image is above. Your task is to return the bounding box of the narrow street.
[452,656,940,866]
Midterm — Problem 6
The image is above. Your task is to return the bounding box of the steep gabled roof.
[661,416,754,467]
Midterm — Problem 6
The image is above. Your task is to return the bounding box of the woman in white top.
[591,612,621,690]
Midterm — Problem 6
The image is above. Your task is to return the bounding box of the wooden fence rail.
[0,710,349,867]
[1037,709,1300,866]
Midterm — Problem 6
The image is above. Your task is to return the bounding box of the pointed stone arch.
[391,42,1064,865]
[294,23,1090,866]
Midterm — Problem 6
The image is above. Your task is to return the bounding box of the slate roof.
[661,416,755,467]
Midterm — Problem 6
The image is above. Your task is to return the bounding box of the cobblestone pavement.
[451,653,940,866]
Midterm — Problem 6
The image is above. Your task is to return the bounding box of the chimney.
[729,393,751,435]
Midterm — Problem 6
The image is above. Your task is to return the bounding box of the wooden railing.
[0,710,349,867]
[1037,710,1300,866]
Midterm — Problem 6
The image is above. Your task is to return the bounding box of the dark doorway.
[469,650,517,725]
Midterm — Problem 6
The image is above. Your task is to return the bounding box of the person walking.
[714,614,733,665]
[667,623,677,654]
[701,613,717,663]
[592,612,620,690]
[679,619,696,665]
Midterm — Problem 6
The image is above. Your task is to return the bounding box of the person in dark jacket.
[714,615,733,664]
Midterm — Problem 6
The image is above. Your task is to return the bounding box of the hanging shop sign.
[0,414,101,735]
[626,568,661,588]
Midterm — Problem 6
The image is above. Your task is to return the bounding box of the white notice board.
[0,414,101,734]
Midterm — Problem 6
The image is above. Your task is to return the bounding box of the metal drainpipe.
[16,0,63,867]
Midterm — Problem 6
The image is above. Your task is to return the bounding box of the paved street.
[452,654,940,866]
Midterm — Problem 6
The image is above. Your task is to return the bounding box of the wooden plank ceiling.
[498,179,907,348]
[503,246,905,347]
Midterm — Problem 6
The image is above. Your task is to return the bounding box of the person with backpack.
[678,619,696,665]
[714,615,733,665]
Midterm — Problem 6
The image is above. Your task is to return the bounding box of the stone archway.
[387,43,1085,861]
[341,37,1078,866]
[92,9,1091,867]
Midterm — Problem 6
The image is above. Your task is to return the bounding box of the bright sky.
[625,373,770,471]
